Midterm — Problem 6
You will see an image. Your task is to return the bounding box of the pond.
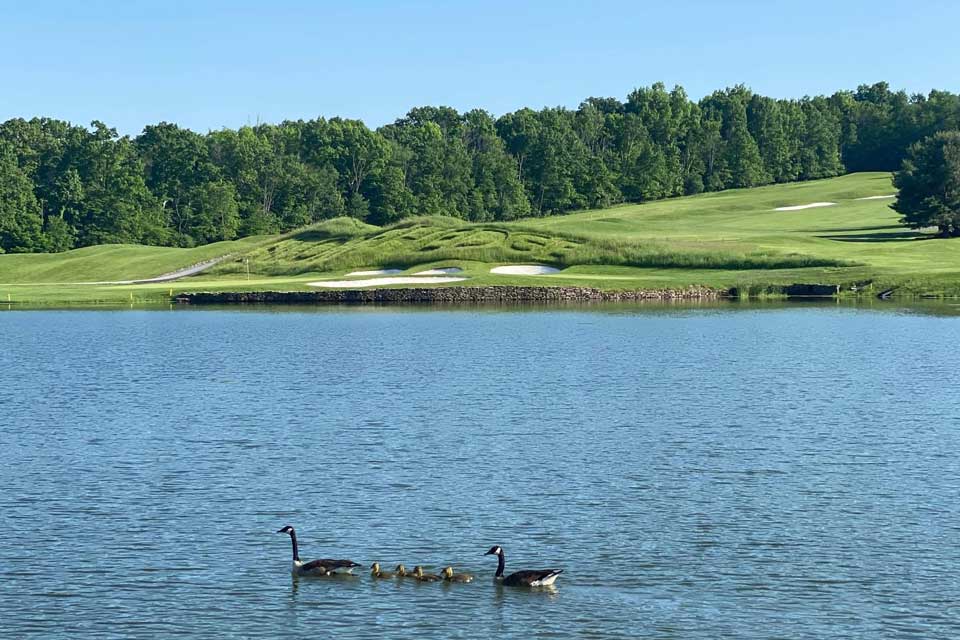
[2,303,959,638]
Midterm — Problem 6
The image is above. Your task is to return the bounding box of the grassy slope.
[4,172,960,304]
[0,236,266,284]
[525,172,940,278]
[528,172,960,294]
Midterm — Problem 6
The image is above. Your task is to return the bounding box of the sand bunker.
[345,269,403,276]
[490,265,561,275]
[855,195,895,200]
[774,202,836,211]
[308,276,467,288]
[412,267,464,276]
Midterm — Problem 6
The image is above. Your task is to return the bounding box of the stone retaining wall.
[175,285,729,305]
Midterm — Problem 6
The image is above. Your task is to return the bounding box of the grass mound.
[212,217,848,277]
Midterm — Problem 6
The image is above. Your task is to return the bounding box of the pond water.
[2,303,960,638]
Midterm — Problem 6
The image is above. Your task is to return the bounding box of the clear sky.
[2,0,957,135]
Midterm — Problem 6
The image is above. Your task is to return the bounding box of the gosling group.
[371,562,474,583]
[278,525,563,588]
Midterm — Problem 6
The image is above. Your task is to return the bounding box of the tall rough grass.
[212,216,853,276]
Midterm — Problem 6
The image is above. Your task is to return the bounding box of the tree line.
[1,81,959,253]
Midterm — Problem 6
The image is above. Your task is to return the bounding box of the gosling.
[440,566,474,583]
[370,562,395,579]
[394,564,413,577]
[412,565,441,582]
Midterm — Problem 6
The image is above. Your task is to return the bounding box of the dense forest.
[1,81,959,253]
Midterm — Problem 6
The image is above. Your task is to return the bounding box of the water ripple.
[1,307,959,638]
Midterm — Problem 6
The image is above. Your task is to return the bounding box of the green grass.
[5,171,960,305]
[0,236,267,284]
[208,214,849,278]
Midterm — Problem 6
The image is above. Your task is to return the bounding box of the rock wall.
[782,283,840,297]
[175,286,729,305]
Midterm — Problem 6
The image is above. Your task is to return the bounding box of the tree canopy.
[1,81,958,253]
[892,131,960,237]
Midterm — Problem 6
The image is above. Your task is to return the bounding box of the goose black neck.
[496,551,505,578]
[289,530,300,562]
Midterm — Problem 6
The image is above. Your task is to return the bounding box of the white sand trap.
[774,202,837,211]
[308,276,467,288]
[345,269,403,276]
[856,195,895,200]
[490,265,561,275]
[412,267,464,276]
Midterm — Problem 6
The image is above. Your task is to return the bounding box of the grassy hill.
[4,172,960,304]
[0,236,266,284]
[209,215,846,278]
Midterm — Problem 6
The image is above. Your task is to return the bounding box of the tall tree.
[187,180,240,244]
[496,108,540,188]
[748,96,792,182]
[892,131,960,237]
[462,109,529,220]
[0,142,44,252]
[136,122,216,239]
[74,122,165,245]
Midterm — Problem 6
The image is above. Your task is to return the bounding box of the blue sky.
[1,0,957,135]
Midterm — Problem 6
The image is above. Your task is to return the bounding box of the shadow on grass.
[817,231,929,243]
[289,230,352,244]
[812,224,904,233]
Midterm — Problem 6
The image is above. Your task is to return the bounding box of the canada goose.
[484,545,563,587]
[276,525,361,576]
[440,566,474,583]
[394,564,412,577]
[370,562,395,579]
[412,565,441,582]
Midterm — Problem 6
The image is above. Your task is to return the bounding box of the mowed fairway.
[525,172,919,270]
[0,237,267,285]
[514,171,960,293]
[3,171,960,304]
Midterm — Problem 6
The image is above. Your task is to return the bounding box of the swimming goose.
[440,566,474,583]
[484,545,563,587]
[412,565,441,582]
[276,525,361,576]
[370,562,395,579]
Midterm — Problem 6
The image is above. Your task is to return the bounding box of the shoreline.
[175,285,729,305]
